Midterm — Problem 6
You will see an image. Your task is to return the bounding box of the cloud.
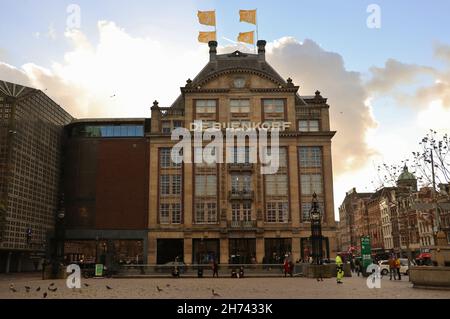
[0,21,207,118]
[366,43,450,109]
[0,27,377,176]
[265,37,377,174]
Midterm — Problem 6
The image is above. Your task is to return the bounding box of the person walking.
[388,256,397,280]
[395,257,402,280]
[336,254,344,284]
[212,260,219,278]
[283,258,290,277]
[355,258,362,277]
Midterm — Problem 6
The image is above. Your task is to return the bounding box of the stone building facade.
[147,41,338,264]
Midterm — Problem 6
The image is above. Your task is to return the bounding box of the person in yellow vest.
[336,254,344,284]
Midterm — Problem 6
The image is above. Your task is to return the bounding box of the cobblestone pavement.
[1,273,449,299]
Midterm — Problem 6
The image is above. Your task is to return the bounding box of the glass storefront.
[192,239,220,264]
[229,239,256,264]
[264,238,292,263]
[64,239,144,265]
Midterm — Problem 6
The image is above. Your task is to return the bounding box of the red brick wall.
[94,139,149,229]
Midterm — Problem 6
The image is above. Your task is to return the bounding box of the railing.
[229,220,257,228]
[228,190,254,200]
[227,163,254,171]
[159,108,185,117]
[116,263,303,278]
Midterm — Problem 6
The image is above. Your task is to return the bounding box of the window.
[266,202,289,223]
[232,203,252,221]
[172,175,181,195]
[299,147,322,168]
[195,202,217,224]
[300,174,323,195]
[160,148,172,168]
[173,121,183,129]
[160,203,181,224]
[196,100,217,114]
[263,99,284,115]
[265,175,288,196]
[298,120,319,132]
[264,147,287,168]
[160,175,170,195]
[160,204,170,224]
[231,174,252,194]
[160,148,181,168]
[228,146,250,164]
[161,121,171,133]
[195,175,217,196]
[230,99,250,113]
[172,204,181,224]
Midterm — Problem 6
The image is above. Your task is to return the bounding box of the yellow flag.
[198,10,216,26]
[198,31,216,43]
[237,31,254,45]
[239,10,257,25]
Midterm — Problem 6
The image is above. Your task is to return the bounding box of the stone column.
[256,236,265,264]
[184,237,192,264]
[147,234,157,264]
[220,237,229,264]
[292,237,301,262]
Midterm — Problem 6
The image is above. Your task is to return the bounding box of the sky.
[1,0,450,220]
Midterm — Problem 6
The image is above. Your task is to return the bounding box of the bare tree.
[412,130,450,188]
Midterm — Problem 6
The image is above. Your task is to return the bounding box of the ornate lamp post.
[310,193,323,265]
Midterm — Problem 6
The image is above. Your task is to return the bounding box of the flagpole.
[255,8,258,53]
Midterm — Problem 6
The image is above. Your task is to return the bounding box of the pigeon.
[83,283,90,287]
[49,287,58,292]
[43,292,47,298]
[156,286,163,292]
[25,286,31,293]
[166,284,171,287]
[49,282,55,286]
[212,289,220,297]
[106,285,113,290]
[9,284,17,293]
[36,287,41,292]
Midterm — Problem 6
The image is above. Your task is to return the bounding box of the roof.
[398,165,416,181]
[0,80,37,98]
[169,41,328,109]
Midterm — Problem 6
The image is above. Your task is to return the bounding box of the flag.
[197,10,216,26]
[198,31,216,43]
[237,31,254,44]
[239,9,257,25]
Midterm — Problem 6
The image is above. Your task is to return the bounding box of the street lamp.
[310,193,323,265]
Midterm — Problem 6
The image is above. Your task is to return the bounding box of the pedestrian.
[336,254,344,284]
[355,258,362,277]
[239,266,245,278]
[395,257,402,280]
[388,256,397,280]
[350,258,355,273]
[288,260,294,277]
[283,258,290,277]
[212,260,219,278]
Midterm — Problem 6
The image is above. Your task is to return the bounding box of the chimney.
[257,40,266,61]
[209,41,218,61]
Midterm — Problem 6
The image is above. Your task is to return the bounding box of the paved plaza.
[1,273,449,299]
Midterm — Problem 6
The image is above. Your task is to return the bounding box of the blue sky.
[1,0,450,71]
